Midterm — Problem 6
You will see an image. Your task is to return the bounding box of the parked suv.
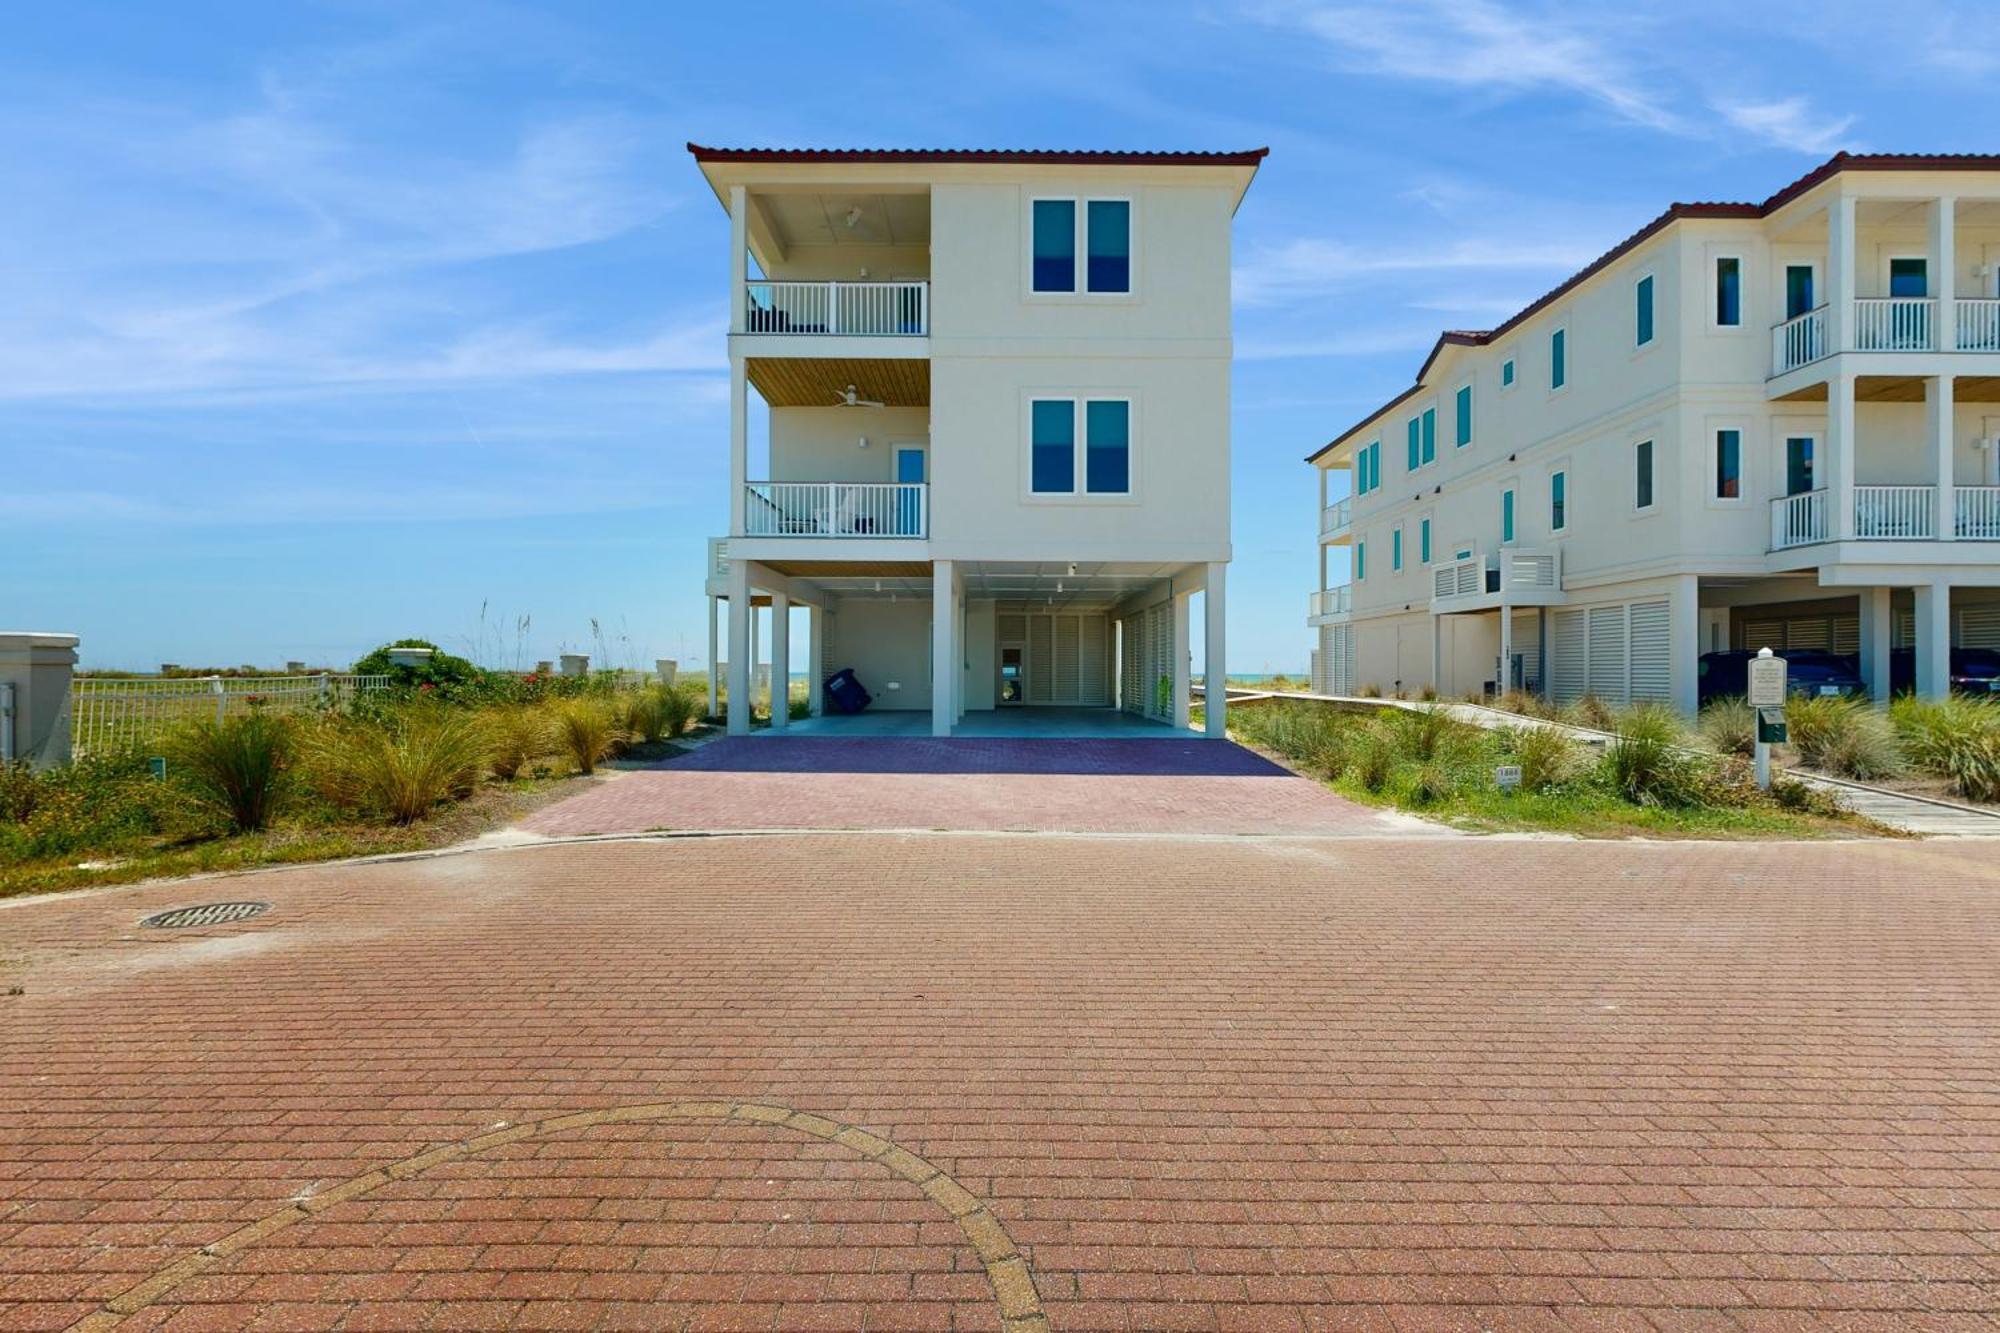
[1697,649,1867,705]
[1889,647,2000,696]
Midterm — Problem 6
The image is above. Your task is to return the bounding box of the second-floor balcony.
[1770,484,2000,550]
[743,280,929,338]
[1773,298,2000,374]
[742,481,928,539]
[1319,496,1352,543]
[1309,585,1352,619]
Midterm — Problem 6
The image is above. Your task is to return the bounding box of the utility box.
[1756,707,1788,744]
[0,632,80,768]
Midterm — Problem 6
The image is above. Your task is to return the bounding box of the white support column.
[706,596,720,718]
[726,561,751,735]
[1497,606,1513,700]
[769,592,790,730]
[1830,369,1856,541]
[931,560,955,737]
[1827,192,1856,354]
[953,567,967,724]
[808,605,825,716]
[749,604,761,713]
[1171,592,1192,730]
[1930,374,1957,540]
[1430,614,1444,696]
[1204,562,1227,739]
[728,354,748,537]
[1859,586,1893,704]
[1933,195,1957,349]
[727,185,747,335]
[1668,574,1700,717]
[1914,581,1952,700]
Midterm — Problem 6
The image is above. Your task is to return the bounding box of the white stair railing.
[1770,489,1828,550]
[1853,297,1936,351]
[743,281,929,336]
[741,482,928,538]
[1853,484,1936,539]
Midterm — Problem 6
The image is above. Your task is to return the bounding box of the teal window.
[1715,428,1741,499]
[1356,540,1366,580]
[1635,439,1654,510]
[1501,488,1515,543]
[1419,517,1432,564]
[1785,264,1815,319]
[1406,417,1421,472]
[1501,358,1516,387]
[1550,328,1567,389]
[1392,527,1403,572]
[1084,399,1129,493]
[1785,436,1816,496]
[1636,274,1655,346]
[1358,441,1380,494]
[1421,407,1436,465]
[1085,200,1130,293]
[1454,385,1472,447]
[1031,399,1075,492]
[1889,257,1928,299]
[1715,257,1741,325]
[1032,200,1076,292]
[1550,471,1567,532]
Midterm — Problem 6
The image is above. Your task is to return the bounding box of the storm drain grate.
[139,901,271,930]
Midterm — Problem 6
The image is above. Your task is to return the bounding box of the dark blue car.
[1889,647,2000,696]
[1697,650,1867,705]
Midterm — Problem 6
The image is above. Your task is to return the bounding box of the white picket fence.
[68,674,390,757]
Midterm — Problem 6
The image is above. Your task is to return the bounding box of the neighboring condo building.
[692,144,1265,736]
[1307,153,2000,712]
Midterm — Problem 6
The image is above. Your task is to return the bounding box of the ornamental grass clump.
[1891,695,2000,802]
[486,704,552,781]
[1601,704,1698,807]
[1785,694,1902,780]
[164,712,294,832]
[557,699,618,775]
[306,705,490,824]
[1505,725,1580,793]
[1696,696,1756,759]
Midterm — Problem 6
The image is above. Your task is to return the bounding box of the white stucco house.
[1307,152,2000,713]
[692,144,1266,737]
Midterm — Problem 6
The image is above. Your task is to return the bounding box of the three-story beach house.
[1308,153,2000,711]
[693,144,1265,736]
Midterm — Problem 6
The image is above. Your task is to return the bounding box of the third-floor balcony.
[1318,495,1352,544]
[1770,484,2000,550]
[1773,299,2000,373]
[742,279,929,338]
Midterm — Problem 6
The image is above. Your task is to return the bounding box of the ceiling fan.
[833,384,885,408]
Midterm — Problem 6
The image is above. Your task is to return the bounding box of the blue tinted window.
[1454,386,1472,447]
[1086,200,1130,293]
[1551,328,1567,389]
[1551,471,1567,530]
[1635,439,1654,509]
[1502,488,1515,543]
[1502,359,1516,387]
[1715,429,1741,498]
[1356,541,1366,580]
[1421,408,1436,465]
[1392,527,1403,571]
[1889,257,1928,298]
[1031,399,1075,492]
[1032,200,1076,292]
[1407,417,1421,472]
[1715,257,1741,325]
[1636,274,1655,345]
[1085,400,1129,493]
[1420,518,1431,563]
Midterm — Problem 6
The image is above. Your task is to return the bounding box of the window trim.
[1453,383,1473,449]
[1632,437,1657,515]
[1419,514,1433,565]
[1780,430,1820,498]
[1500,355,1517,390]
[1783,260,1820,322]
[1710,424,1746,506]
[1391,524,1404,573]
[1500,485,1517,546]
[1549,466,1570,536]
[1355,537,1367,582]
[1027,193,1135,298]
[1634,271,1657,349]
[1548,326,1568,394]
[1420,406,1437,467]
[1024,393,1137,502]
[1885,253,1929,300]
[1712,253,1745,329]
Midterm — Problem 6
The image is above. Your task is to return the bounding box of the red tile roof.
[1306,152,2000,464]
[687,144,1270,167]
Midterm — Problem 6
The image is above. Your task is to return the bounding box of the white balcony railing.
[1853,297,1936,352]
[1309,585,1352,618]
[1957,299,2000,353]
[743,280,929,336]
[742,481,927,538]
[1772,305,1828,374]
[1319,496,1352,540]
[1771,489,1828,550]
[1853,484,1936,540]
[1957,485,2000,540]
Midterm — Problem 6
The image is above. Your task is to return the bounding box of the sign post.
[1746,647,1788,790]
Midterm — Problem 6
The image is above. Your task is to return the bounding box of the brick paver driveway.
[5,832,2000,1331]
[520,738,1427,838]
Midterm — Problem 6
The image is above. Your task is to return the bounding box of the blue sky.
[7,2,1993,674]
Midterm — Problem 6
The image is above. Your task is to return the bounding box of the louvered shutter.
[1054,616,1081,702]
[1894,611,1914,649]
[1029,615,1054,702]
[1551,609,1587,703]
[1832,615,1860,656]
[1785,618,1831,650]
[1079,616,1109,705]
[1743,619,1785,654]
[1628,600,1671,702]
[1587,606,1627,704]
[1960,607,2000,648]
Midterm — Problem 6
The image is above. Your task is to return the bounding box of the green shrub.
[557,699,618,775]
[1351,724,1396,792]
[1601,704,1696,806]
[0,753,194,862]
[306,706,490,824]
[1892,695,2000,802]
[1409,761,1454,805]
[1389,706,1459,763]
[659,682,703,738]
[622,690,667,744]
[1506,725,1579,792]
[1786,695,1902,779]
[1697,697,1756,758]
[163,712,294,832]
[487,705,552,780]
[352,638,481,693]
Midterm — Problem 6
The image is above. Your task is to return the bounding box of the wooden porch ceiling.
[1776,375,2000,403]
[748,357,929,408]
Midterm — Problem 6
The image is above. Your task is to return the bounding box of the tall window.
[1634,439,1655,510]
[1454,386,1472,448]
[1715,257,1742,326]
[1406,416,1421,472]
[1360,441,1380,494]
[1785,436,1816,496]
[1031,200,1075,293]
[1501,488,1516,544]
[1032,198,1130,294]
[1392,526,1403,572]
[1635,274,1655,346]
[1785,264,1815,319]
[1714,428,1742,499]
[1356,539,1366,581]
[1550,328,1567,390]
[1501,358,1516,387]
[1421,407,1437,465]
[1419,517,1432,564]
[1550,471,1568,533]
[1031,398,1130,494]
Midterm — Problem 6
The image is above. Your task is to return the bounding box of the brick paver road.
[4,833,2000,1331]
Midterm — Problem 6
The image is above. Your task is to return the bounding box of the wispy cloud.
[1715,97,1856,155]
[1235,235,1598,306]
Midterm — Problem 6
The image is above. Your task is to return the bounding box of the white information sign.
[1747,652,1788,709]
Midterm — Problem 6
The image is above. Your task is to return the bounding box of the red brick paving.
[3,834,2000,1331]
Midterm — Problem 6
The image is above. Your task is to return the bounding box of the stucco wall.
[770,406,929,485]
[825,599,931,710]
